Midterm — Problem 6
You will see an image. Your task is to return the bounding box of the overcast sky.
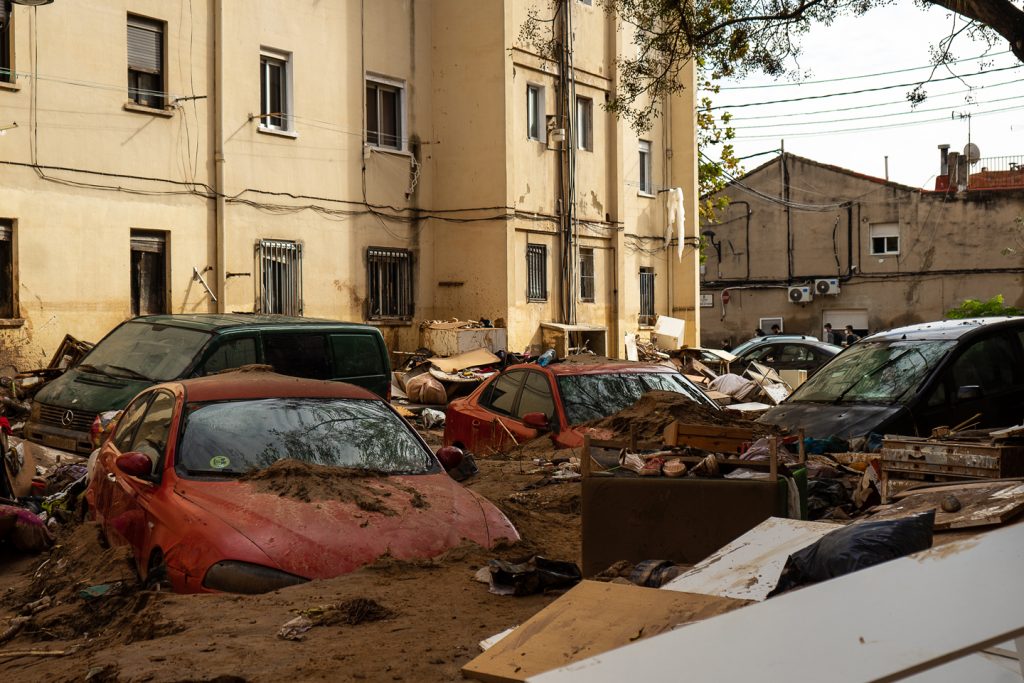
[707,3,1024,189]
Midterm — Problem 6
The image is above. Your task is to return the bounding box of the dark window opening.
[366,80,402,149]
[0,220,13,318]
[527,243,547,302]
[130,230,166,317]
[639,266,655,326]
[579,247,595,302]
[367,247,413,320]
[260,53,288,129]
[127,15,164,109]
[256,239,302,315]
[0,8,11,83]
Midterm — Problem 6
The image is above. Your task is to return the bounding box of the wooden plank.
[661,518,840,601]
[463,581,748,683]
[866,482,1024,530]
[531,519,1024,683]
[746,361,785,385]
[689,359,719,381]
[892,478,1024,500]
[761,383,790,405]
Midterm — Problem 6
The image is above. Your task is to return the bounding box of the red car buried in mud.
[444,358,718,454]
[85,371,518,594]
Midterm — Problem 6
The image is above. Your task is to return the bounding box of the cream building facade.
[0,0,700,369]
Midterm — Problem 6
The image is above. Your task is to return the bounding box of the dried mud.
[239,459,429,514]
[0,455,580,682]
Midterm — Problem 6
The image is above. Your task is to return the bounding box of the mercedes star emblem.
[61,410,74,427]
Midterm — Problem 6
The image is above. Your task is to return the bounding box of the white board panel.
[661,517,840,602]
[531,522,1024,683]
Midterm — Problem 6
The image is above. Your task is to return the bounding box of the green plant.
[945,295,1023,319]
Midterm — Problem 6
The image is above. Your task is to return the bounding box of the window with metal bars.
[579,247,595,302]
[639,266,655,326]
[255,240,302,316]
[527,244,547,302]
[367,247,413,320]
[127,15,165,109]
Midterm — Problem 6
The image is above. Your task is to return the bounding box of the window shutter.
[127,17,162,74]
[130,231,165,254]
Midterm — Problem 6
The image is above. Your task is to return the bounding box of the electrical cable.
[712,50,1011,90]
[711,63,1022,110]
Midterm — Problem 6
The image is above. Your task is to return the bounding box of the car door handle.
[107,472,117,482]
[471,420,480,426]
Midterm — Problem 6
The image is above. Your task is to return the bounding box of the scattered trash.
[420,408,446,429]
[484,556,582,596]
[278,598,394,641]
[769,511,935,596]
[0,504,53,553]
[78,582,124,601]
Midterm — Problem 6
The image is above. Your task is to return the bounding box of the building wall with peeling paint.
[699,154,1024,347]
[0,0,699,371]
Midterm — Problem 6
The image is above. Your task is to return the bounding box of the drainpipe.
[213,0,226,312]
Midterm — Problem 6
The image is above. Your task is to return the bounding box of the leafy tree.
[945,294,1023,319]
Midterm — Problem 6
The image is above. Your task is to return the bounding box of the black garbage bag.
[806,479,851,520]
[769,511,935,597]
[487,556,582,596]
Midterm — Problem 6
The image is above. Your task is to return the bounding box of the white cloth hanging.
[665,187,685,261]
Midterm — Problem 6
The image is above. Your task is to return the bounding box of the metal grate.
[639,266,655,326]
[579,247,595,302]
[38,403,97,432]
[527,243,547,301]
[255,239,302,316]
[367,247,413,319]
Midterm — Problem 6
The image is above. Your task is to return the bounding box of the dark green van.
[25,314,391,454]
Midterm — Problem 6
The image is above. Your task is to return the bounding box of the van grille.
[37,404,97,432]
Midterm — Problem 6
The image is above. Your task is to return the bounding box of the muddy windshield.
[790,340,955,404]
[557,372,714,425]
[176,398,434,477]
[80,322,210,382]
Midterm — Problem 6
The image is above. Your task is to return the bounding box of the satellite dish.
[963,142,981,165]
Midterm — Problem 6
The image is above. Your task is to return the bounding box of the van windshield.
[80,322,211,382]
[790,340,954,404]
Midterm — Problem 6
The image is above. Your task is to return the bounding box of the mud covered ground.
[0,456,580,682]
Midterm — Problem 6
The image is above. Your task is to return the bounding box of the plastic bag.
[769,510,934,596]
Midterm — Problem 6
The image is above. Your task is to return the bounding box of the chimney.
[938,144,950,176]
[947,150,960,188]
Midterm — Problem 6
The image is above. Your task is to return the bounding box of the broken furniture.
[420,320,508,356]
[462,580,748,683]
[880,434,1024,503]
[579,430,806,576]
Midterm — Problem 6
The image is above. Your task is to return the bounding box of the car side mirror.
[956,385,983,402]
[116,451,153,480]
[522,412,550,431]
[435,446,464,472]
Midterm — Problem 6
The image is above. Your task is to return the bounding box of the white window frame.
[576,96,593,151]
[639,140,653,195]
[259,47,293,133]
[527,83,545,142]
[127,14,166,110]
[366,74,407,151]
[579,247,595,303]
[869,222,900,256]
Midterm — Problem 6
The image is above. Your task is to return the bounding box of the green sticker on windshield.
[209,455,230,469]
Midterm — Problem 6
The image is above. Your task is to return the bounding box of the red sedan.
[444,358,718,454]
[86,371,517,593]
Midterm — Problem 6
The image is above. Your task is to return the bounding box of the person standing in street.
[823,323,837,344]
[843,325,860,346]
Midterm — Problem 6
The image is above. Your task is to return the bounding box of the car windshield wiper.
[105,364,155,382]
[77,363,114,378]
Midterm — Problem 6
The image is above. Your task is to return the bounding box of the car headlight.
[202,561,308,594]
[29,402,41,422]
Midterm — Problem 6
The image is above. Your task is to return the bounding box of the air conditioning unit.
[788,286,813,303]
[814,278,840,296]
